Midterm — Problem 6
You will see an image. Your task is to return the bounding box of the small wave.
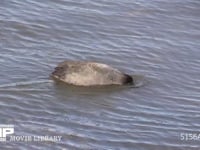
[131,75,147,88]
[0,79,53,88]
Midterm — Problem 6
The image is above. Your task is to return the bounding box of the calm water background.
[0,0,200,149]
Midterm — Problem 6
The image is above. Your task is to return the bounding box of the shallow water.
[0,0,200,149]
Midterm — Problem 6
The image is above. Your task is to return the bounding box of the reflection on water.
[0,0,200,149]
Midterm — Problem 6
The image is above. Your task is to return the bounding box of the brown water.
[0,0,200,149]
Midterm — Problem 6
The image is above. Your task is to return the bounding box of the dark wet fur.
[123,74,134,85]
[52,67,66,79]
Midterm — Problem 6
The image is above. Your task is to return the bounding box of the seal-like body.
[51,61,133,86]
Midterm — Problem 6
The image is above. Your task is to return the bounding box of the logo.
[0,125,14,141]
[0,124,62,142]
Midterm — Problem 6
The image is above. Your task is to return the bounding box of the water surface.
[0,0,200,149]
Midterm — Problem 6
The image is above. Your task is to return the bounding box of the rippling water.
[1,0,200,149]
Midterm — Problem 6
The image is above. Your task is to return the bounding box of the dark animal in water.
[51,61,134,86]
